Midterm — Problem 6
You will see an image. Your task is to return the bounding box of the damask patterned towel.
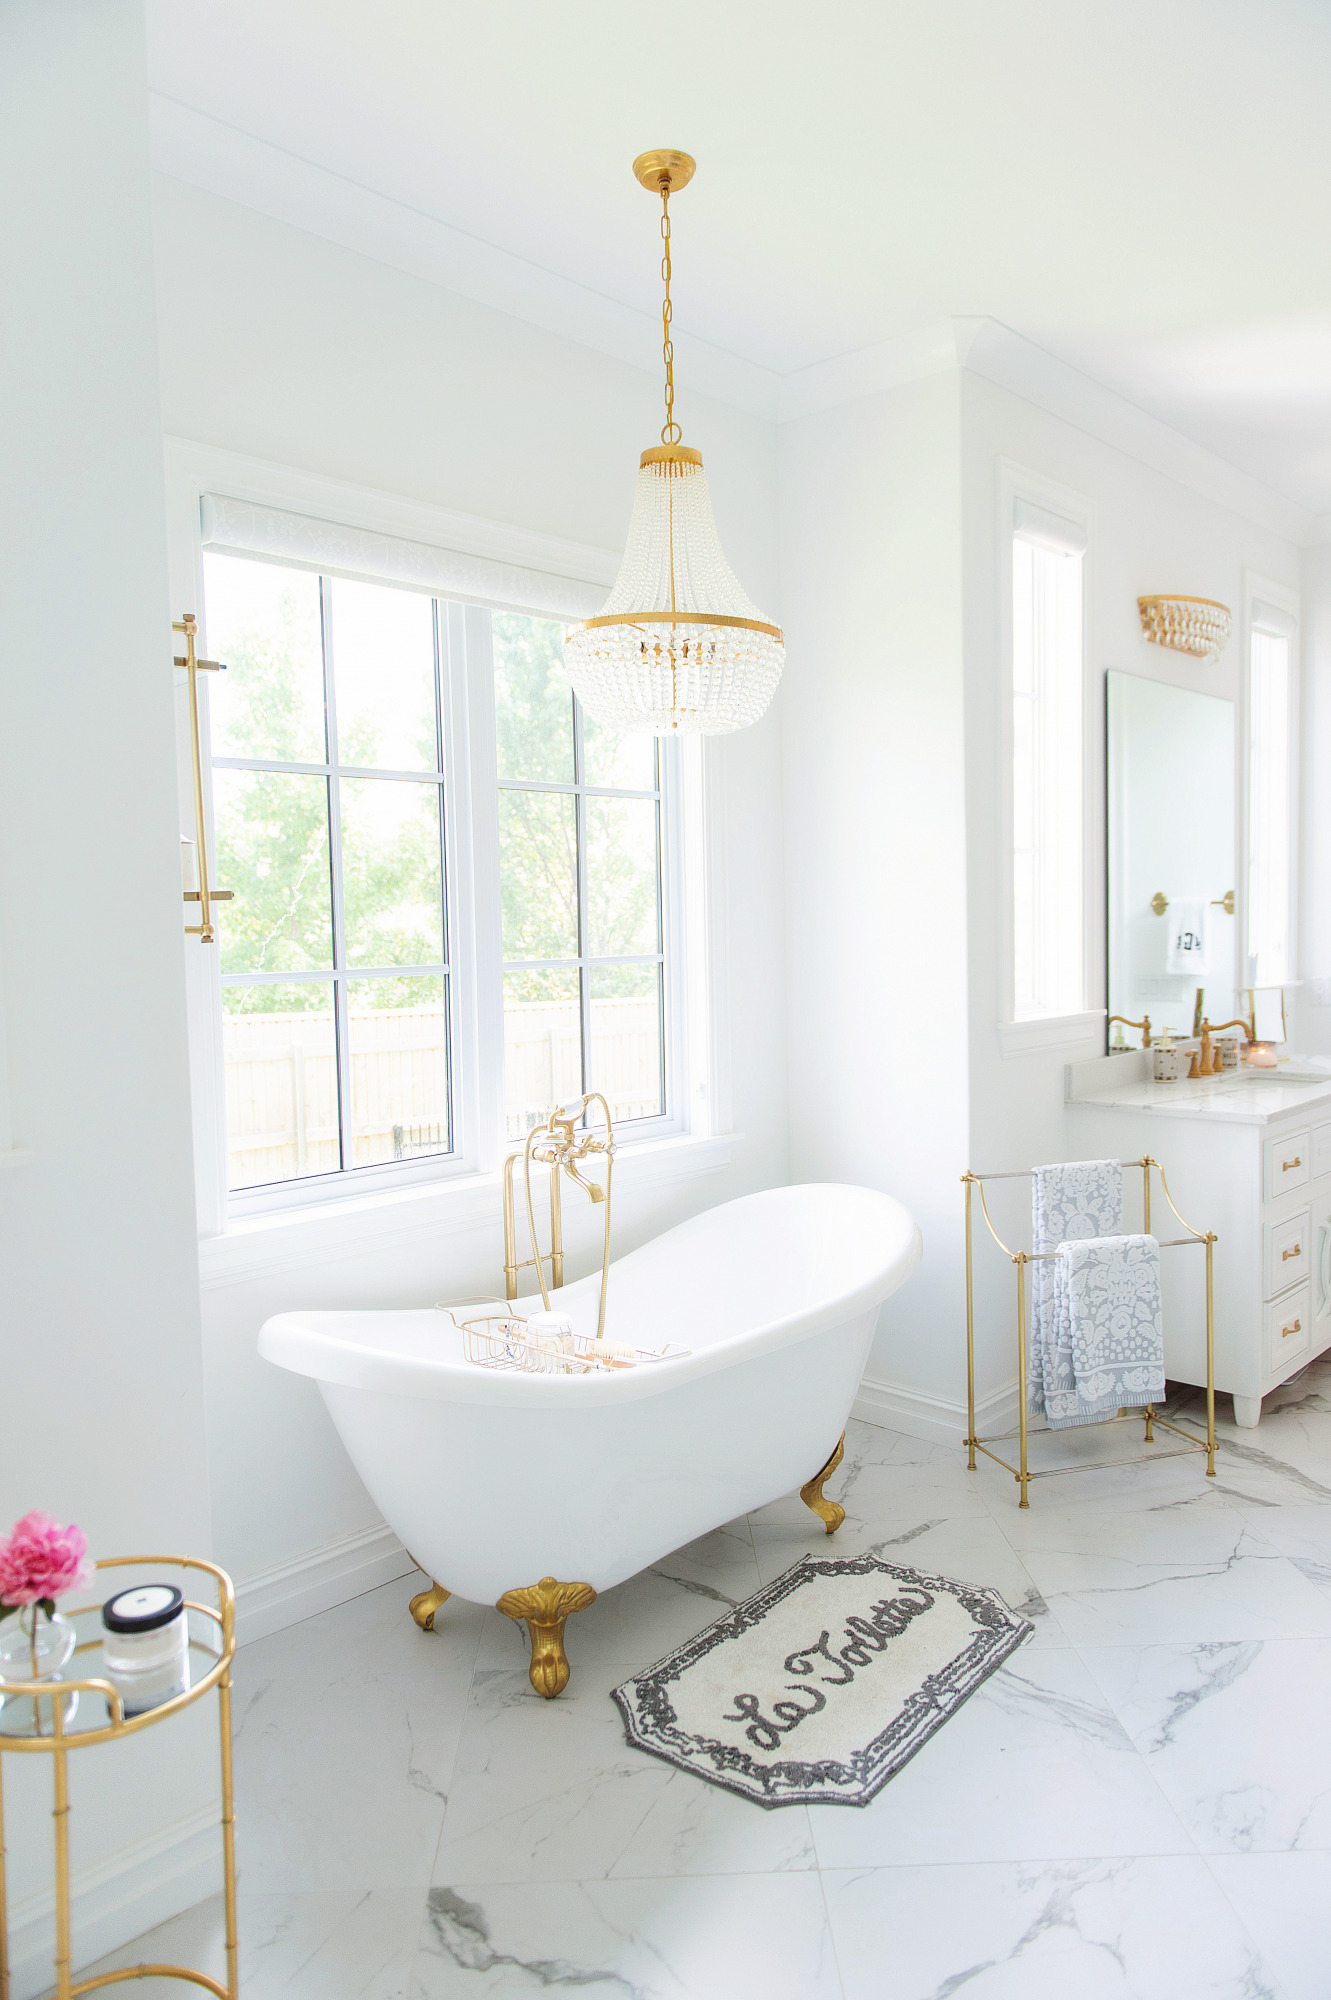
[1028,1160,1122,1429]
[1060,1233,1164,1412]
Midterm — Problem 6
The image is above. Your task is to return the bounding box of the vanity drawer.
[1265,1129,1311,1200]
[1314,1121,1331,1181]
[1266,1208,1311,1298]
[1267,1284,1311,1372]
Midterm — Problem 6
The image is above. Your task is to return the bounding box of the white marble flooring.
[70,1364,1331,1998]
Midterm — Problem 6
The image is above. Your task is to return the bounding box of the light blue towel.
[1028,1160,1123,1429]
[1060,1234,1164,1413]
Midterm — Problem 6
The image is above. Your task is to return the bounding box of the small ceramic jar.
[101,1584,189,1717]
[1153,1045,1185,1082]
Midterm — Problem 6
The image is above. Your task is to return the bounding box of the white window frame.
[165,442,708,1236]
[995,460,1100,1056]
[1242,569,1300,999]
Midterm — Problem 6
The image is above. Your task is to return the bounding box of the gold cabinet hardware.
[1211,890,1236,916]
[1283,1157,1302,1173]
[1283,1318,1302,1338]
[174,613,233,943]
[1283,1244,1302,1261]
[1150,892,1169,916]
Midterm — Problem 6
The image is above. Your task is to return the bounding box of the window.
[1247,600,1297,988]
[199,552,676,1200]
[493,614,665,1140]
[1011,500,1086,1021]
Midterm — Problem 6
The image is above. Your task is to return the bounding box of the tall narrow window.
[1011,501,1086,1020]
[1248,603,1296,988]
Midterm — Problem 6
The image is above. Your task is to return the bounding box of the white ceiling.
[145,0,1331,514]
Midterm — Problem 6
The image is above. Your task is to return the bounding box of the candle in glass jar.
[101,1584,189,1716]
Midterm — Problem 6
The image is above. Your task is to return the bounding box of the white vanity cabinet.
[1066,1054,1331,1427]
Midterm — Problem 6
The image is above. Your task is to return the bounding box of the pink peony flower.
[0,1513,93,1608]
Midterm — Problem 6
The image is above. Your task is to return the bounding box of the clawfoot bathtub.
[259,1182,920,1695]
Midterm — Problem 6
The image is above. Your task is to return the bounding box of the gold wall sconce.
[1137,595,1233,662]
[174,613,233,943]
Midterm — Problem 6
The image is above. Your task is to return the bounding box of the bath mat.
[611,1553,1031,1809]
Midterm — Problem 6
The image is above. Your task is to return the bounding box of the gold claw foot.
[496,1576,596,1698]
[800,1432,847,1534]
[409,1580,450,1632]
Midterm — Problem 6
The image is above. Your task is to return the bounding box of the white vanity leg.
[1232,1395,1262,1429]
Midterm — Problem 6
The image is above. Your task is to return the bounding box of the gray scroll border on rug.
[611,1553,1033,1809]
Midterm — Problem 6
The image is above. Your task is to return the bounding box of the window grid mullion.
[320,574,354,1173]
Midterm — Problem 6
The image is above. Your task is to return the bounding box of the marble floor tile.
[410,1874,844,1999]
[61,1888,425,1999]
[80,1391,1331,1997]
[430,1657,815,1886]
[750,1510,1064,1647]
[1016,1531,1331,1646]
[806,1647,1193,1869]
[824,1858,1274,2000]
[1084,1640,1331,1852]
[232,1580,483,1892]
[1221,1497,1331,1599]
[1206,1853,1331,2000]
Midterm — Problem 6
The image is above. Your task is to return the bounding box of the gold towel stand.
[961,1156,1217,1507]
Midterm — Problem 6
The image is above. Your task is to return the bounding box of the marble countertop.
[1069,1065,1331,1126]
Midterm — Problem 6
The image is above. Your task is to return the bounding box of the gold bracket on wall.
[174,613,233,943]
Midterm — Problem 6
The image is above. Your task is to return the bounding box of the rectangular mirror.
[1106,670,1237,1045]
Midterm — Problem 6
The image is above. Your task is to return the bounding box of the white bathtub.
[259,1183,920,1608]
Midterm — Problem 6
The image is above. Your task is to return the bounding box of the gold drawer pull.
[1283,1318,1302,1338]
[1283,1244,1302,1261]
[1283,1156,1303,1172]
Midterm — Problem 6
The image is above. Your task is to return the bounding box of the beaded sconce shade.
[1137,594,1232,663]
[562,152,784,736]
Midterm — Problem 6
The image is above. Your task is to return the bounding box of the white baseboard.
[6,1805,220,2000]
[852,1373,1020,1447]
[233,1521,418,1646]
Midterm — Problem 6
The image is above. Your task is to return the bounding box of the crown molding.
[148,92,780,423]
[958,317,1314,547]
[776,320,964,423]
[149,97,1315,545]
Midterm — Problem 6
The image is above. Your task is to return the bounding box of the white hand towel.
[1059,1233,1164,1414]
[1166,899,1209,975]
[1028,1160,1122,1430]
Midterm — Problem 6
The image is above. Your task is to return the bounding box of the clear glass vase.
[0,1606,79,1736]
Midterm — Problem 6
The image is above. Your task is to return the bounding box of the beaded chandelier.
[563,151,784,736]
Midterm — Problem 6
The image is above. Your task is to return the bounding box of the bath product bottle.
[101,1584,189,1717]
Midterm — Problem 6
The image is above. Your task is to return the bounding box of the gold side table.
[0,1556,238,2000]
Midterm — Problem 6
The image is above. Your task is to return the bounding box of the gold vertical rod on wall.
[1015,1253,1030,1507]
[964,1175,977,1471]
[174,614,232,944]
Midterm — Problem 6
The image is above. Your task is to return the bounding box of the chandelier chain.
[659,186,681,446]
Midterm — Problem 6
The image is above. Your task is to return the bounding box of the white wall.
[778,374,971,1431]
[961,370,1301,1405]
[149,175,790,1600]
[0,7,216,1991]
